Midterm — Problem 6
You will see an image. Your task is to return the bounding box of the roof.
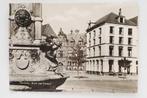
[58,28,67,38]
[87,12,137,32]
[67,32,86,44]
[129,16,138,25]
[58,28,68,42]
[41,24,57,38]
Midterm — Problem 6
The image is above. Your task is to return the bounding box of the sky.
[42,1,138,34]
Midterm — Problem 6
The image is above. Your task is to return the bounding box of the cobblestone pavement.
[57,71,137,93]
[58,79,137,93]
[10,71,137,92]
[65,71,138,80]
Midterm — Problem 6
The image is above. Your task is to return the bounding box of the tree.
[118,57,132,76]
[69,44,86,76]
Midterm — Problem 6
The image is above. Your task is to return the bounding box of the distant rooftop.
[87,11,137,32]
[58,28,67,38]
[42,24,57,38]
[129,16,138,25]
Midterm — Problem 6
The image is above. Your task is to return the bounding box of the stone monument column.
[34,17,42,44]
[32,3,43,44]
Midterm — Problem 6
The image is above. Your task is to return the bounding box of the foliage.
[119,57,132,69]
[69,43,86,73]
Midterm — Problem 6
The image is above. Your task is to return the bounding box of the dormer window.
[118,8,125,23]
[120,17,123,23]
[118,16,125,23]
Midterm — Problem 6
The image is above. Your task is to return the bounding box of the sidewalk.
[65,71,138,81]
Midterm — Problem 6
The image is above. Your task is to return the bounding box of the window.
[136,61,138,65]
[96,60,99,65]
[90,60,92,65]
[128,38,132,45]
[128,47,132,57]
[99,28,102,35]
[99,37,101,44]
[119,37,123,44]
[128,28,132,35]
[110,26,114,34]
[119,27,123,35]
[93,47,95,56]
[59,50,63,57]
[93,30,96,39]
[89,48,91,57]
[99,46,101,56]
[93,39,95,45]
[100,59,103,72]
[88,40,90,46]
[120,17,123,23]
[93,30,96,33]
[109,36,114,44]
[93,60,95,66]
[89,32,91,39]
[119,46,123,56]
[136,66,138,74]
[109,60,114,72]
[69,61,71,66]
[109,46,114,56]
[101,59,103,65]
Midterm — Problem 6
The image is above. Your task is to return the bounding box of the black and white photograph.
[9,1,138,93]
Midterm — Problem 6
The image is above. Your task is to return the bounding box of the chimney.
[70,30,73,34]
[119,8,122,16]
[88,20,91,26]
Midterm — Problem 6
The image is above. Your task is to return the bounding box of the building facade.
[56,28,69,67]
[57,29,87,71]
[66,30,87,71]
[86,9,138,75]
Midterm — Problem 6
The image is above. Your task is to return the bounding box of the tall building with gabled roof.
[57,28,87,71]
[56,28,69,67]
[86,9,138,75]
